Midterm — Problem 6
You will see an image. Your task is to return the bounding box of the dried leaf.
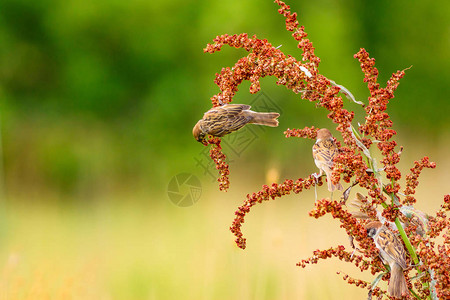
[299,65,312,78]
[370,272,387,291]
[341,181,358,204]
[350,125,372,160]
[330,80,365,106]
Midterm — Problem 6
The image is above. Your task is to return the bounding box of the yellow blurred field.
[0,136,448,299]
[0,194,370,299]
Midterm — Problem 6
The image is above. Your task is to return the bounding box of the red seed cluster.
[333,147,374,187]
[354,49,409,187]
[380,204,401,223]
[207,137,230,191]
[204,33,311,107]
[284,126,319,139]
[297,245,371,272]
[275,0,320,67]
[403,156,437,205]
[428,199,450,239]
[443,194,450,211]
[337,271,372,291]
[354,193,379,220]
[415,233,450,299]
[354,48,405,142]
[230,175,320,249]
[310,199,382,262]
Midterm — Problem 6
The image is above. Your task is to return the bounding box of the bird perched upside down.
[192,104,280,143]
[312,128,343,192]
[366,221,409,299]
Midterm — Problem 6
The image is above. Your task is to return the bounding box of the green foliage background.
[0,0,448,200]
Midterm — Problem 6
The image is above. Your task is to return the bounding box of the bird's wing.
[377,228,408,269]
[201,105,252,136]
[221,114,251,133]
[312,140,337,169]
[221,104,251,115]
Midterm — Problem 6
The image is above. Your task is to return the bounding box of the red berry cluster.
[204,33,311,107]
[206,137,230,191]
[230,175,321,249]
[403,156,437,205]
[284,126,319,139]
[297,245,369,272]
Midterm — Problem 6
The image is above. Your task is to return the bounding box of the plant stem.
[394,218,419,264]
[409,288,422,300]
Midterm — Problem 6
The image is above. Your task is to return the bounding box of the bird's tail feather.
[249,112,280,127]
[388,264,409,298]
[325,169,343,192]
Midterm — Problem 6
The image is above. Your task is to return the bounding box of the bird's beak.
[199,137,208,145]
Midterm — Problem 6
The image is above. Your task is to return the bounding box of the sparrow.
[366,221,409,298]
[348,192,376,220]
[349,193,428,237]
[398,206,429,237]
[312,128,343,192]
[193,104,280,143]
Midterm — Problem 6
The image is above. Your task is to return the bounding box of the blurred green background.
[0,0,448,299]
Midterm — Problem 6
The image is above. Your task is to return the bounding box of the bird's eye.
[198,133,206,141]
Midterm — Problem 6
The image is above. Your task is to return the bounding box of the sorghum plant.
[199,1,450,298]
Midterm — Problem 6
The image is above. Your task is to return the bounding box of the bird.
[192,104,280,143]
[312,128,343,192]
[349,193,429,237]
[366,221,409,298]
[398,206,429,237]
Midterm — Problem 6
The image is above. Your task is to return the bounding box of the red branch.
[403,156,437,205]
[284,126,319,139]
[206,137,230,191]
[230,175,321,249]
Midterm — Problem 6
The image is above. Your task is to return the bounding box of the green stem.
[409,288,422,300]
[394,218,419,264]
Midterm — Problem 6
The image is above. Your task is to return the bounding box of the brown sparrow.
[193,104,280,143]
[398,206,429,237]
[312,128,343,192]
[366,221,409,298]
[350,193,428,237]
